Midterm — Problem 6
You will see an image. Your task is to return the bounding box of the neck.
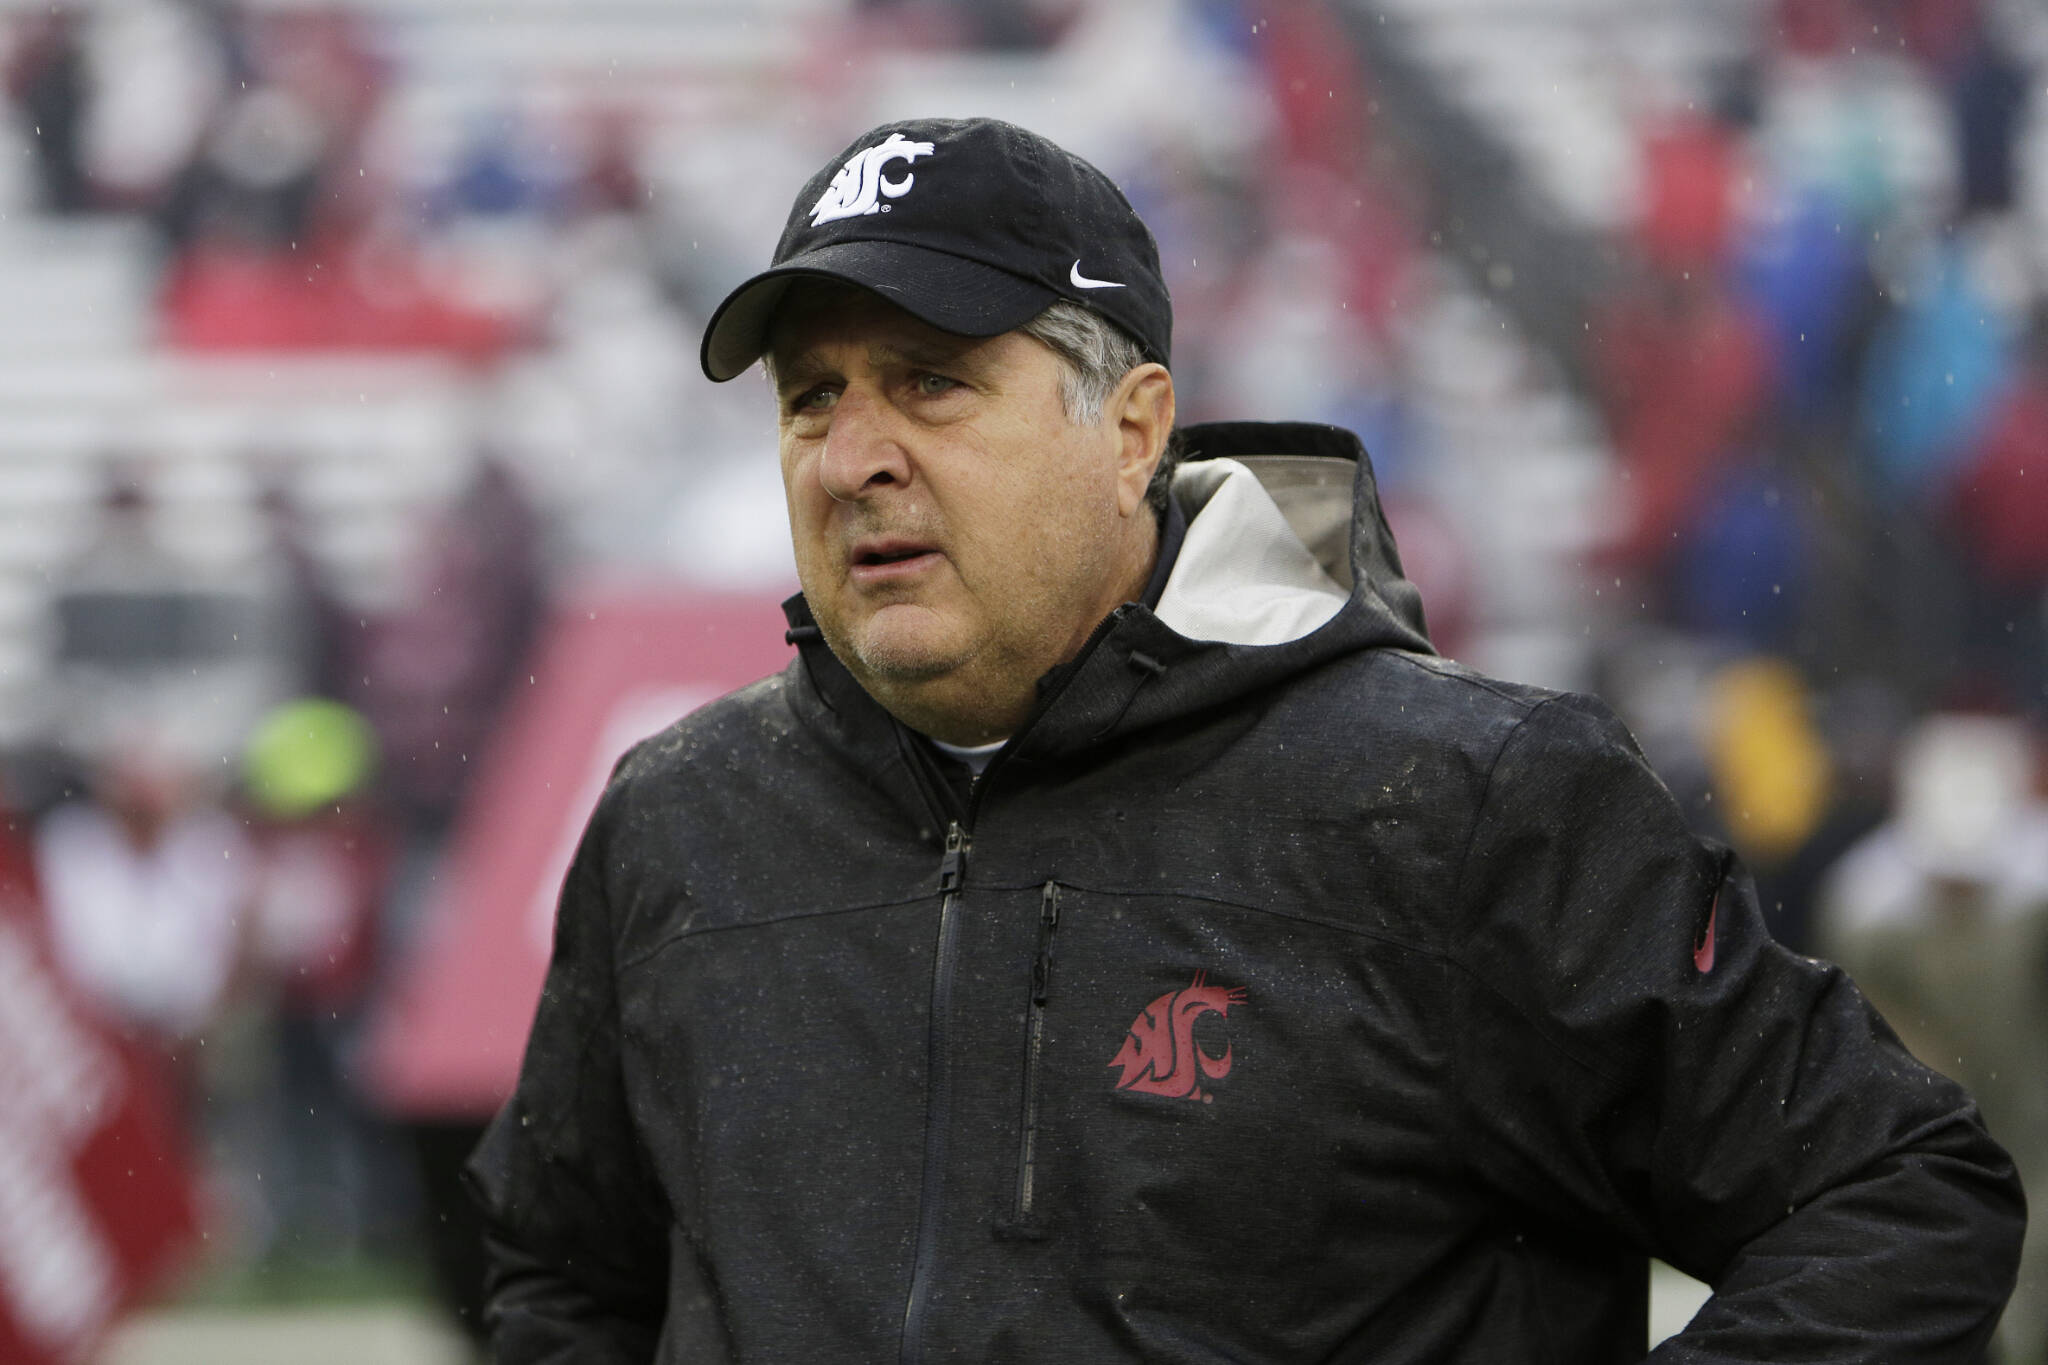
[877,514,1160,748]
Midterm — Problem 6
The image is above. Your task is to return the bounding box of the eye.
[914,372,960,398]
[787,384,839,417]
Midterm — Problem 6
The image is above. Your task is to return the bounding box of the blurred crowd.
[1563,0,2044,933]
[14,453,541,1339]
[0,0,2043,1355]
[1578,2,2048,1352]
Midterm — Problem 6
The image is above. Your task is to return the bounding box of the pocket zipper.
[1013,881,1062,1227]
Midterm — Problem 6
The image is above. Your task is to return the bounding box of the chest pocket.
[1011,885,1462,1284]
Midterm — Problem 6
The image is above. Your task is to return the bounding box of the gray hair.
[761,286,1179,517]
[1019,301,1178,516]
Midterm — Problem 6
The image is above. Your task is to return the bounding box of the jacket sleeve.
[464,792,672,1364]
[1450,693,2022,1364]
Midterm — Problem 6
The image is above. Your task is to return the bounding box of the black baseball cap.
[699,116,1171,382]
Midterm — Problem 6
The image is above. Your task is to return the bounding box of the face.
[770,288,1169,745]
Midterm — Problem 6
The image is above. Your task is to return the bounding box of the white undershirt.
[930,737,1005,775]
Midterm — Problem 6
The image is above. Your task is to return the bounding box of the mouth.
[848,538,942,580]
[856,546,932,566]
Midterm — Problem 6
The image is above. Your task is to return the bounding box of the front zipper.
[1012,881,1063,1227]
[895,622,1122,1358]
[900,820,971,1365]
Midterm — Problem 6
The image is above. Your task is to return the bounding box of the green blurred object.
[244,698,377,819]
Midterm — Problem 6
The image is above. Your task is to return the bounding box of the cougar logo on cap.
[809,132,937,227]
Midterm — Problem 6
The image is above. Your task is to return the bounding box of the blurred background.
[0,0,2044,1360]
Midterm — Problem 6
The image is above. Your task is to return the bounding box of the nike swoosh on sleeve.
[1070,261,1125,289]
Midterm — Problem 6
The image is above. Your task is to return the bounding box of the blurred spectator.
[1948,325,2048,594]
[1856,229,2017,499]
[243,701,384,1032]
[1951,30,2030,216]
[1943,322,2048,714]
[147,8,531,357]
[1772,0,1855,59]
[157,84,333,253]
[1210,232,1391,431]
[563,110,648,222]
[240,697,401,1264]
[1698,657,1832,948]
[1754,38,1954,237]
[253,460,358,705]
[1899,0,1984,77]
[1674,463,1809,652]
[31,733,251,1115]
[0,788,204,1363]
[354,455,546,838]
[1637,112,1746,278]
[340,456,549,1342]
[437,110,556,222]
[1820,713,2048,1364]
[1254,1,1378,180]
[1592,264,1771,576]
[49,464,293,790]
[1735,187,1882,425]
[1756,676,1899,955]
[7,10,91,213]
[853,0,1076,51]
[77,0,231,211]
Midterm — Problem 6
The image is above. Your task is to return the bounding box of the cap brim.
[699,239,1059,382]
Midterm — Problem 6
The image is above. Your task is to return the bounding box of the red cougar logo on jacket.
[1108,971,1248,1102]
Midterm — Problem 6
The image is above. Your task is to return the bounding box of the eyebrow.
[771,350,830,396]
[772,335,990,395]
[871,337,984,374]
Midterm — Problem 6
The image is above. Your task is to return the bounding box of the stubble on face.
[824,501,959,682]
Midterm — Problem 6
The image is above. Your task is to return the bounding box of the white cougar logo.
[808,133,936,227]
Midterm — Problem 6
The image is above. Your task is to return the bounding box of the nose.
[816,387,912,503]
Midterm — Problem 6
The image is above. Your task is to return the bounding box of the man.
[469,117,2021,1363]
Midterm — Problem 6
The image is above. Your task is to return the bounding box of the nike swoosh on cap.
[1070,260,1125,290]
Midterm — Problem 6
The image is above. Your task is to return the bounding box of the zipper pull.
[1031,882,1062,1005]
[938,821,972,893]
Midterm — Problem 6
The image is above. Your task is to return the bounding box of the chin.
[849,633,963,684]
[825,612,965,686]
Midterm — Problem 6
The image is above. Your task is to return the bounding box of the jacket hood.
[781,420,1433,772]
[1157,421,1430,649]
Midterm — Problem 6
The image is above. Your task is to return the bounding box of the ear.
[1111,363,1175,519]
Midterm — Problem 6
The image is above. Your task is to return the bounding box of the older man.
[468,117,2020,1363]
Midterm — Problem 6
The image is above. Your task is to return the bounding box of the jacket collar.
[780,419,1434,776]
